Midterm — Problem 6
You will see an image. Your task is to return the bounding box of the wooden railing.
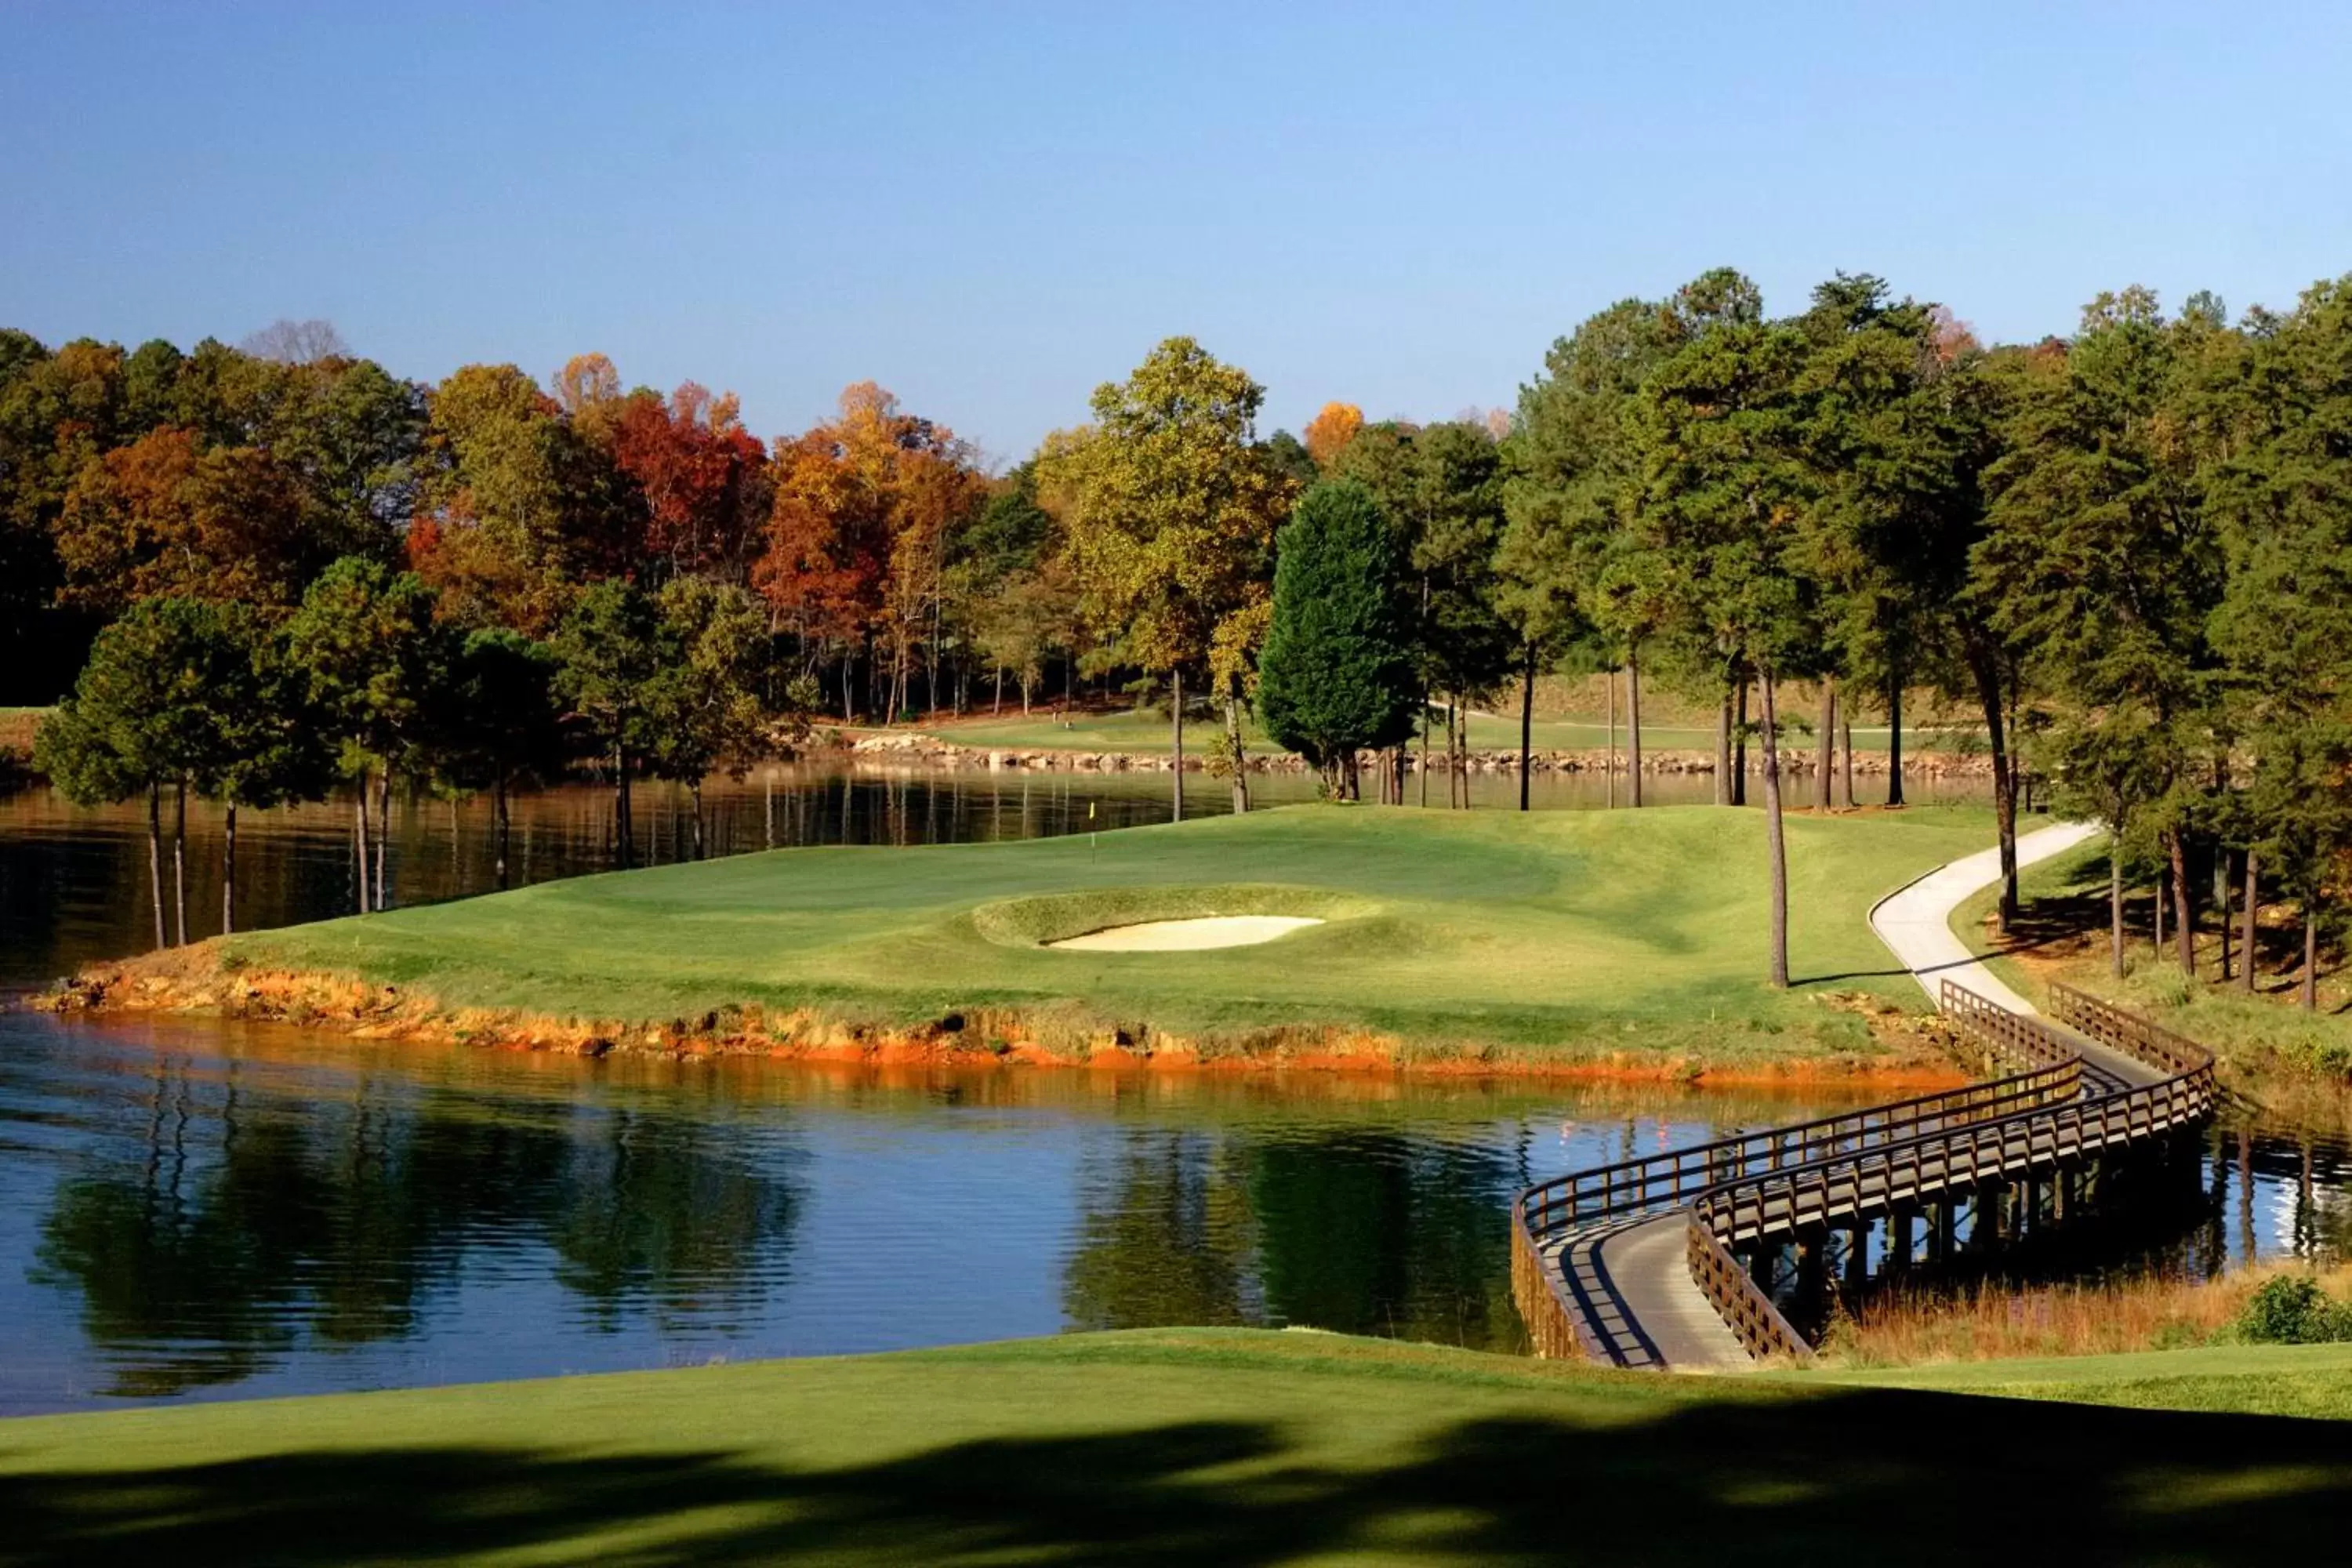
[1512,982,2217,1367]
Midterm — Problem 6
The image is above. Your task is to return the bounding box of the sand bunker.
[1047,916,1325,952]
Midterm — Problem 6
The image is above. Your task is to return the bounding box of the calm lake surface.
[0,1010,2343,1415]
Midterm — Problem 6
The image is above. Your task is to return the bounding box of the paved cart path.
[1555,819,2128,1372]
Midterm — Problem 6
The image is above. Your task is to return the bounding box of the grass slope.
[226,804,2003,1063]
[4,1330,2349,1565]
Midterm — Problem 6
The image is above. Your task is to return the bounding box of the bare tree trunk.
[1628,646,1644,808]
[1886,675,1904,808]
[146,782,165,952]
[2169,829,2194,975]
[172,782,187,946]
[1814,680,1835,811]
[691,779,706,860]
[221,802,237,937]
[993,666,1004,716]
[1713,680,1732,807]
[354,771,370,915]
[1732,678,1748,807]
[1518,645,1535,812]
[1759,669,1789,989]
[2303,903,2319,1011]
[2109,824,2125,978]
[1225,687,1249,815]
[2242,852,2259,993]
[841,659,854,725]
[1170,666,1184,822]
[2154,868,2164,955]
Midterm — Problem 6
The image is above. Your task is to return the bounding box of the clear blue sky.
[6,2,2348,464]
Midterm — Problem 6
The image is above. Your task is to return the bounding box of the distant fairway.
[912,702,1980,758]
[5,1330,2350,1566]
[214,804,2015,1066]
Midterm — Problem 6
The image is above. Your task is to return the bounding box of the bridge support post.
[1748,1243,1775,1290]
[1889,1201,1916,1272]
[2052,1165,2071,1227]
[1931,1199,1955,1263]
[1795,1230,1828,1318]
[1843,1221,1869,1292]
[1973,1181,2004,1253]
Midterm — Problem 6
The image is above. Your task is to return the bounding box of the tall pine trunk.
[1713,681,1732,807]
[2242,852,2259,993]
[146,782,165,952]
[2217,849,2234,982]
[1169,667,1185,822]
[1417,698,1429,807]
[2303,903,2319,1011]
[1518,645,1535,812]
[1627,646,1643,808]
[1759,669,1789,989]
[2109,822,2126,978]
[1815,680,1835,811]
[373,771,390,913]
[691,779,706,860]
[1886,675,1904,808]
[354,770,370,914]
[495,774,511,890]
[1605,669,1617,809]
[1732,678,1748,807]
[1840,713,1854,811]
[221,802,238,936]
[1969,644,2019,929]
[172,782,187,946]
[615,742,634,869]
[1225,687,1249,815]
[2169,829,2194,975]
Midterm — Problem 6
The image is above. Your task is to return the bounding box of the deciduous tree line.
[9,272,2352,1004]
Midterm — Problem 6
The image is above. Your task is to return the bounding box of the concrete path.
[1868,821,2101,1015]
[1552,818,2118,1372]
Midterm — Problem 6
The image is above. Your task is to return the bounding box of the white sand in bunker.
[1046,916,1326,952]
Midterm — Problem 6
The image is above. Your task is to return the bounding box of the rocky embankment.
[848,730,1996,778]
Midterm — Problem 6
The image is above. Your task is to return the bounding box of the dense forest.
[7,266,2352,1004]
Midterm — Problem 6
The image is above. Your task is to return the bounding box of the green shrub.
[2235,1275,2352,1344]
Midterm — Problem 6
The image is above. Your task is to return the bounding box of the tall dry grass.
[1823,1262,2352,1367]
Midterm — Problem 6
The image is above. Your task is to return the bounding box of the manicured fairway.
[3,1330,2348,1566]
[223,804,2014,1064]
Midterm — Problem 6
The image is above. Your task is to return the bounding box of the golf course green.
[163,804,2019,1069]
[5,1329,2349,1565]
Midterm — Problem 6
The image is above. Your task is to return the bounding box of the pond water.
[0,760,1993,990]
[0,1009,2345,1416]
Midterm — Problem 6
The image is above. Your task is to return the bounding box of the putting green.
[199,804,2022,1066]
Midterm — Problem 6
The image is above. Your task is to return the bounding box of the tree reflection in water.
[33,1050,801,1396]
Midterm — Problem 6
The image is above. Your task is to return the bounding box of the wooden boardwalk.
[1510,823,2216,1370]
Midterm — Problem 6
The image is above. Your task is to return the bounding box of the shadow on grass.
[4,1387,2350,1566]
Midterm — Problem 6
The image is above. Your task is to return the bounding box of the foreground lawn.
[1812,1341,2352,1420]
[221,804,2006,1064]
[3,1330,2348,1565]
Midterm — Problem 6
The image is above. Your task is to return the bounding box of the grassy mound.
[5,1330,2350,1564]
[188,804,2009,1066]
